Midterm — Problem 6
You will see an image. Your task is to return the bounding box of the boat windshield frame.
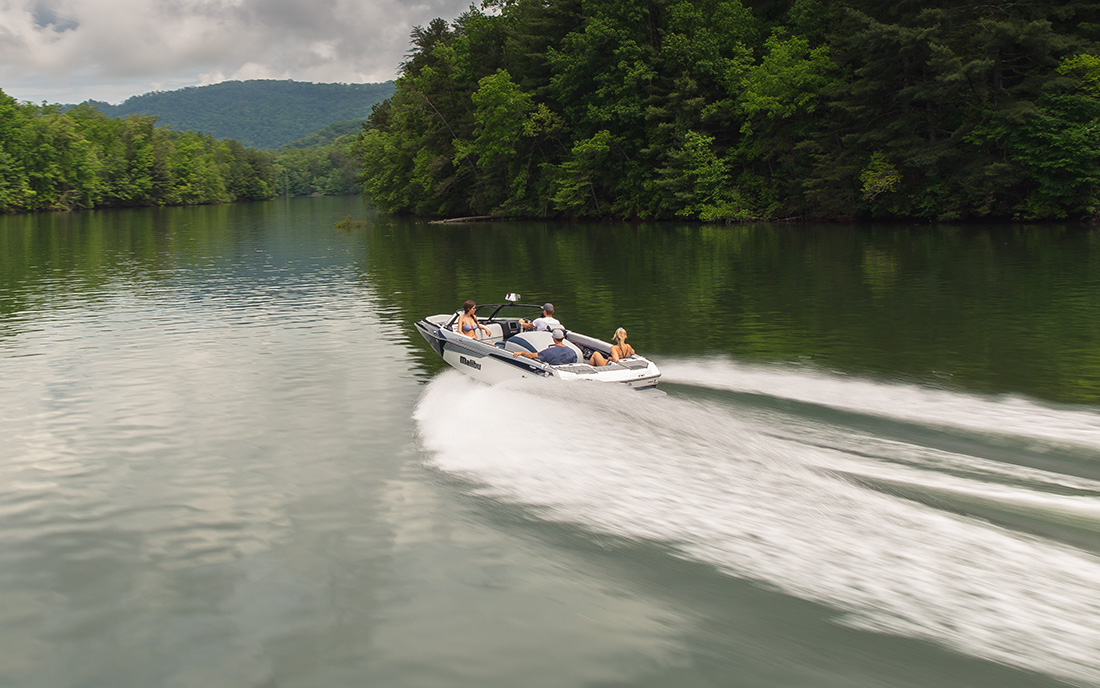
[444,303,543,328]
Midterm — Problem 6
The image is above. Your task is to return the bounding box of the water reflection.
[9,209,1099,403]
[3,199,1097,687]
[0,199,721,688]
[353,218,1100,403]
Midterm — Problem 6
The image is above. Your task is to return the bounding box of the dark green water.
[2,196,1100,687]
[362,216,1100,404]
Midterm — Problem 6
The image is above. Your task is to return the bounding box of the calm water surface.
[2,196,1100,687]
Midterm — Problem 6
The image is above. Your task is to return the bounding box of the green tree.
[1001,54,1100,218]
[354,0,1100,221]
[454,69,535,212]
[0,92,33,210]
[551,129,615,216]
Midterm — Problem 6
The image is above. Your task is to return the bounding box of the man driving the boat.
[520,303,562,332]
[512,328,578,365]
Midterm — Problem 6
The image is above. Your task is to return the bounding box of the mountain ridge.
[84,79,394,150]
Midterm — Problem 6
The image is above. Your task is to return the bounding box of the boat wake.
[414,362,1100,686]
[661,357,1100,450]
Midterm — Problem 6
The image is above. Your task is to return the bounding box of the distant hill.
[279,120,366,150]
[85,79,394,150]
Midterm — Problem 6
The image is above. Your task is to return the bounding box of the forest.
[86,80,394,149]
[0,92,362,213]
[355,0,1100,221]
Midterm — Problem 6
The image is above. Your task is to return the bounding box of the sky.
[0,0,476,105]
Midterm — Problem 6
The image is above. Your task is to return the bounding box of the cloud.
[0,0,474,103]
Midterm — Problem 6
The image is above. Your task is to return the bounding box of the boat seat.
[452,319,504,342]
[479,323,504,342]
[503,330,585,362]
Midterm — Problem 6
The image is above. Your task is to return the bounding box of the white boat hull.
[415,311,660,389]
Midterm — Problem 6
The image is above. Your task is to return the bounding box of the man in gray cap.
[512,328,578,365]
[520,302,562,332]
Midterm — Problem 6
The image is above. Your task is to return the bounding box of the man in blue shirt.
[512,328,578,365]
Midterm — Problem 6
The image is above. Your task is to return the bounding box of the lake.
[2,196,1099,687]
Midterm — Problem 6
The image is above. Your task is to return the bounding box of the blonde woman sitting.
[589,327,636,366]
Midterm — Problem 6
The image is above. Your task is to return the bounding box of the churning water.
[416,361,1100,686]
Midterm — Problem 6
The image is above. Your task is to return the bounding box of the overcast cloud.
[0,0,475,104]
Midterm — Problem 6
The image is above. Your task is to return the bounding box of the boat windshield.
[444,303,541,328]
[483,303,542,321]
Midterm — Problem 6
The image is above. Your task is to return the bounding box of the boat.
[414,295,661,389]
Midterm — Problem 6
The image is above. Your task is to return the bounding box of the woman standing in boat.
[457,300,492,339]
[589,327,636,366]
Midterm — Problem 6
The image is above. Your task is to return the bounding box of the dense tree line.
[276,135,364,197]
[355,0,1100,221]
[86,80,395,150]
[0,91,362,213]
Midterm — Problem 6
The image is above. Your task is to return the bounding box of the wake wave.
[415,369,1100,686]
[661,357,1100,450]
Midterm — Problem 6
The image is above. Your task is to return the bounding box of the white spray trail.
[416,371,1100,686]
[661,357,1100,450]
[762,407,1100,533]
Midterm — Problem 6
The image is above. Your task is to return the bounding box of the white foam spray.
[662,357,1100,450]
[415,369,1100,686]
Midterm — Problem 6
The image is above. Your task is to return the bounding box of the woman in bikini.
[457,300,493,339]
[589,327,636,366]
